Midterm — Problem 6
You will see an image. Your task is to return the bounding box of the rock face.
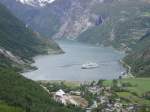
[52,0,95,39]
[0,0,107,39]
[0,0,60,38]
[0,2,62,69]
[1,0,150,76]
[0,0,149,41]
[0,48,24,64]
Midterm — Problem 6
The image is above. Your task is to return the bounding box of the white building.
[54,89,67,105]
[54,89,78,106]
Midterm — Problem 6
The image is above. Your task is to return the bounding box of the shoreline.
[21,49,64,73]
[120,59,135,78]
[23,41,129,81]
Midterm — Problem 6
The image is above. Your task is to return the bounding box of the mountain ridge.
[0,2,62,70]
[16,0,56,7]
[1,0,150,77]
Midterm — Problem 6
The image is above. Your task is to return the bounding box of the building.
[54,89,67,105]
[54,89,78,106]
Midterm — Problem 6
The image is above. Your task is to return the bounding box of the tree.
[90,81,96,86]
[25,95,32,112]
[112,79,118,88]
[97,80,104,87]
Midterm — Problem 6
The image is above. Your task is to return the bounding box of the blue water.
[23,40,125,81]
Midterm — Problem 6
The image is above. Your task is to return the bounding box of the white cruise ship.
[81,62,99,69]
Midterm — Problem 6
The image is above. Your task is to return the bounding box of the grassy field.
[116,92,150,105]
[104,78,150,105]
[104,78,150,95]
[121,78,150,95]
[0,102,24,112]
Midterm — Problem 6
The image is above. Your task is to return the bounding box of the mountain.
[0,0,100,38]
[1,0,150,76]
[0,0,61,38]
[0,3,84,112]
[16,0,56,7]
[76,0,150,77]
[0,1,149,111]
[0,2,62,70]
[77,0,150,48]
[124,32,150,77]
[1,0,150,40]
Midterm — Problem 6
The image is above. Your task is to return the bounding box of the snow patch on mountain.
[16,0,56,7]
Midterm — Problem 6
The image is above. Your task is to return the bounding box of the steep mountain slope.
[0,0,61,38]
[0,2,61,69]
[1,0,150,41]
[0,68,84,112]
[78,0,150,47]
[124,33,150,77]
[0,3,84,112]
[0,0,101,38]
[77,0,150,77]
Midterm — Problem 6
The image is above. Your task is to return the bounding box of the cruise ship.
[81,62,99,69]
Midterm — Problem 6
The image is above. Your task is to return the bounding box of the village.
[38,78,150,112]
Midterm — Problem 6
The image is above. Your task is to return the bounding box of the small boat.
[81,62,99,69]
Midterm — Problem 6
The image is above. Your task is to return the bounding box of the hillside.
[77,0,150,77]
[0,2,62,69]
[0,101,24,112]
[0,3,85,112]
[78,0,150,47]
[124,32,150,77]
[0,0,61,38]
[0,68,85,112]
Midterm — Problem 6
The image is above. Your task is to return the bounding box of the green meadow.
[104,78,150,105]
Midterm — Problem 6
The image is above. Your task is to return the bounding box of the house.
[55,89,66,97]
[54,89,79,106]
[70,91,81,96]
[88,86,101,94]
[54,89,67,105]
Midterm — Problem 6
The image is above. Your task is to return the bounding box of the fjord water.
[24,40,125,81]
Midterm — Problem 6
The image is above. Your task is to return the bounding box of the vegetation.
[38,81,80,93]
[0,68,85,112]
[116,92,150,105]
[0,3,84,112]
[0,0,150,111]
[124,33,150,77]
[77,0,150,77]
[104,78,150,95]
[0,2,61,63]
[104,78,150,105]
[0,101,24,112]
